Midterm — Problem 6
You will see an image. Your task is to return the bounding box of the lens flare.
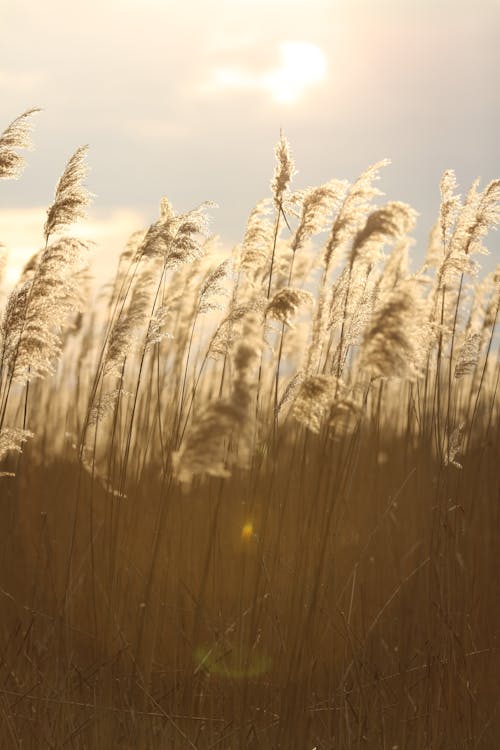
[241,521,254,540]
[194,642,271,679]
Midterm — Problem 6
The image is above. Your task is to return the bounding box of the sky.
[1,0,499,284]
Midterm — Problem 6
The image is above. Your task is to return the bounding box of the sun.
[265,42,327,104]
[205,41,327,105]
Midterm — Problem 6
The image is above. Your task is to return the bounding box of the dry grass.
[0,112,498,749]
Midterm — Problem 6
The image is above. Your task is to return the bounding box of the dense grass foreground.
[0,110,499,748]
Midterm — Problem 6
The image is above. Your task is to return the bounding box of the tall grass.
[0,111,499,749]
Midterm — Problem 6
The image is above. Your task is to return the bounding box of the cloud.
[0,70,45,91]
[202,41,327,104]
[0,207,146,289]
[121,117,192,143]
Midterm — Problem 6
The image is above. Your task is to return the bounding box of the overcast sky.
[1,0,499,283]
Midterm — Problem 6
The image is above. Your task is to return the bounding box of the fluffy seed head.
[323,160,390,271]
[0,427,34,461]
[241,200,274,277]
[173,311,262,483]
[350,202,417,266]
[291,180,347,253]
[0,108,40,180]
[266,287,313,327]
[271,132,296,207]
[198,259,230,313]
[360,280,426,380]
[444,424,464,469]
[454,331,481,379]
[439,170,461,247]
[44,146,92,241]
[292,374,336,433]
[139,201,215,266]
[0,238,89,381]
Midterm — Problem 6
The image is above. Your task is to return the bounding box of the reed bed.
[0,109,498,749]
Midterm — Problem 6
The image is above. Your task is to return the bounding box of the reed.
[0,110,498,749]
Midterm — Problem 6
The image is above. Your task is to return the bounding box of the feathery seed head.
[44,146,92,242]
[104,258,161,375]
[88,389,132,427]
[241,200,274,277]
[360,279,426,380]
[483,264,500,329]
[378,238,412,293]
[444,424,464,469]
[454,331,481,379]
[174,310,262,483]
[328,396,362,438]
[424,221,443,269]
[1,237,90,381]
[208,298,266,361]
[439,169,461,247]
[139,201,216,266]
[0,428,34,466]
[232,310,263,387]
[292,374,336,433]
[0,108,41,180]
[266,287,313,327]
[198,259,231,313]
[323,160,390,271]
[350,202,417,266]
[291,180,347,253]
[271,132,296,208]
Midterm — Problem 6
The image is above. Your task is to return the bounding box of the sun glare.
[4,261,23,288]
[266,42,327,103]
[206,41,327,105]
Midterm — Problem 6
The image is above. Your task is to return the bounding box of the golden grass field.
[0,109,499,749]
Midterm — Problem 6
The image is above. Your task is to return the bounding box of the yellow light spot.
[241,522,254,541]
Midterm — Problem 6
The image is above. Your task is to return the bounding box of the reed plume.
[444,423,464,469]
[304,161,389,376]
[241,200,274,278]
[44,146,91,242]
[0,427,33,475]
[266,287,313,327]
[104,258,162,376]
[292,373,338,433]
[173,311,262,482]
[198,258,230,313]
[350,201,417,266]
[0,238,89,382]
[139,199,215,265]
[454,331,481,379]
[323,159,389,271]
[360,279,426,380]
[292,183,344,251]
[0,119,499,747]
[0,108,40,180]
[271,132,296,209]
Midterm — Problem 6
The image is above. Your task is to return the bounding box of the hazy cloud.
[0,208,145,288]
[0,70,45,91]
[202,42,327,104]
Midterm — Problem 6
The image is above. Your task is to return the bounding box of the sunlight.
[205,41,327,104]
[3,260,23,288]
[265,42,327,103]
